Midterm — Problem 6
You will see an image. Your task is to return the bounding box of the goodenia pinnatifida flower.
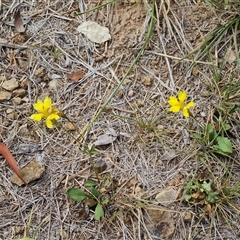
[168,91,195,118]
[30,96,61,128]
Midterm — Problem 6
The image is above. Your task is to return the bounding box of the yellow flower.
[168,91,195,117]
[30,96,60,128]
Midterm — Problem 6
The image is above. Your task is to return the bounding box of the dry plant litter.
[1,0,240,239]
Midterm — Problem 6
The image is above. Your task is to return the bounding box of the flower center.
[179,101,185,110]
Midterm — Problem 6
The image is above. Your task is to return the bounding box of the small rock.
[65,121,76,131]
[142,76,152,86]
[7,112,16,120]
[157,124,164,130]
[2,78,19,91]
[93,128,118,146]
[93,159,107,174]
[0,91,11,101]
[118,90,124,99]
[6,108,14,114]
[3,120,11,126]
[34,67,46,77]
[95,55,105,62]
[48,79,59,90]
[103,105,113,112]
[133,186,145,197]
[18,124,29,136]
[151,60,158,65]
[20,78,28,89]
[182,211,192,222]
[6,108,17,120]
[136,99,144,107]
[128,89,134,97]
[0,74,6,82]
[12,97,22,105]
[50,74,62,79]
[145,205,175,239]
[12,88,26,97]
[192,66,199,76]
[10,160,45,186]
[155,186,179,206]
[18,58,29,71]
[43,75,50,82]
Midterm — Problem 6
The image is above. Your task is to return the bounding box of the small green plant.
[194,121,232,155]
[67,145,111,220]
[78,145,101,181]
[51,48,64,61]
[183,175,220,207]
[67,178,113,220]
[183,172,240,214]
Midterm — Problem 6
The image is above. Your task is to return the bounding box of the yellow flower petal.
[178,91,187,103]
[46,118,53,128]
[170,106,181,113]
[185,101,195,109]
[33,99,44,112]
[43,96,52,109]
[45,114,60,128]
[182,108,190,117]
[30,113,44,121]
[168,96,180,106]
[49,113,60,121]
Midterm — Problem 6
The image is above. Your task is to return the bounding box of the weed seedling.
[67,177,114,221]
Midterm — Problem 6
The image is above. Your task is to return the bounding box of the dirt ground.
[0,0,240,239]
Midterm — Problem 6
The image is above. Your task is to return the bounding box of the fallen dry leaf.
[67,71,84,82]
[0,142,28,185]
[14,10,25,33]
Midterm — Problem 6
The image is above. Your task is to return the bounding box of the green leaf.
[193,133,203,140]
[91,187,100,198]
[94,203,104,220]
[205,124,217,142]
[222,123,231,131]
[216,136,233,153]
[78,149,88,154]
[183,193,193,202]
[101,198,109,205]
[67,188,89,202]
[84,179,98,187]
[200,181,212,193]
[206,191,219,203]
[103,179,111,187]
